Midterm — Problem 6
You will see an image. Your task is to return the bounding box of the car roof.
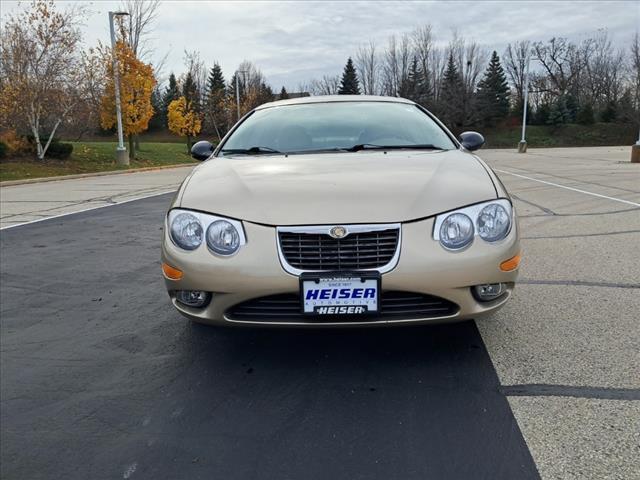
[255,95,416,110]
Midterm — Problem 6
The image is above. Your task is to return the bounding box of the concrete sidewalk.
[0,165,195,228]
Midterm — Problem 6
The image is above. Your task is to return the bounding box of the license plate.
[301,274,380,315]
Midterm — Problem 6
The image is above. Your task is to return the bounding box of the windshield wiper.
[347,143,444,152]
[221,146,282,155]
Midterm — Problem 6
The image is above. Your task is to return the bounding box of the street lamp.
[109,11,130,166]
[518,53,531,154]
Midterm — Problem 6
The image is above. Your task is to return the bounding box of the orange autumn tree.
[100,41,155,160]
[167,96,202,152]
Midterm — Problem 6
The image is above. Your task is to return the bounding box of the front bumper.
[161,217,520,327]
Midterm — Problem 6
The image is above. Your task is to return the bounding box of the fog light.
[175,290,211,308]
[473,283,506,302]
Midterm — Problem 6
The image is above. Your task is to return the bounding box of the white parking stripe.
[0,190,176,231]
[494,169,640,208]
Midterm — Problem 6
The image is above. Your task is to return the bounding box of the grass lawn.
[482,123,638,148]
[0,141,196,182]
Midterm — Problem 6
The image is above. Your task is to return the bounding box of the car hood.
[178,149,497,225]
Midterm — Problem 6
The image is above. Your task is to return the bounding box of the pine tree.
[413,57,432,106]
[600,100,617,122]
[476,51,510,126]
[565,94,578,122]
[182,72,200,114]
[534,103,551,125]
[148,87,165,131]
[439,53,464,128]
[279,86,289,100]
[402,57,421,103]
[547,96,570,126]
[576,103,595,125]
[206,63,226,100]
[258,82,274,105]
[204,63,227,139]
[227,72,242,101]
[338,57,361,95]
[162,73,180,119]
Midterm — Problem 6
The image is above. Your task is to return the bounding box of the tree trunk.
[128,135,135,160]
[186,135,191,154]
[40,118,63,160]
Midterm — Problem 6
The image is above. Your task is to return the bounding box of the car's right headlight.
[433,199,512,251]
[168,209,246,256]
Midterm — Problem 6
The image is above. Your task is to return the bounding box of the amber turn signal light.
[500,253,521,272]
[162,262,183,280]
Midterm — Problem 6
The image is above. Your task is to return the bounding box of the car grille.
[278,228,400,272]
[226,291,459,323]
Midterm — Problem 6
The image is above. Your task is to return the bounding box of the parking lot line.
[494,169,640,207]
[0,190,176,231]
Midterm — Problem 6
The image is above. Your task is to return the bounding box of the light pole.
[632,127,640,163]
[235,69,248,120]
[109,11,129,166]
[518,53,531,154]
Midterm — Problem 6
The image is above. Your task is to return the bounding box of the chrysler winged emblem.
[329,226,347,239]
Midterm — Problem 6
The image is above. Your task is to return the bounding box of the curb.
[0,163,196,187]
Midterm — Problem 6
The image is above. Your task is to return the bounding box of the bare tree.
[63,48,108,139]
[446,32,484,124]
[0,0,87,160]
[504,40,531,105]
[583,30,625,106]
[119,0,161,60]
[533,37,584,96]
[411,25,434,100]
[308,75,341,95]
[354,40,379,95]
[183,50,207,101]
[381,33,411,97]
[429,48,446,102]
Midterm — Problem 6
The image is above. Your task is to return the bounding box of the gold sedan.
[161,96,521,326]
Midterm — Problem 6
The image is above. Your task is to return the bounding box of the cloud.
[2,0,638,89]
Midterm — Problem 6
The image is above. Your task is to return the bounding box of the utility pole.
[109,11,130,166]
[518,53,531,154]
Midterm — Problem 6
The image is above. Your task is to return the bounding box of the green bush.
[0,141,7,159]
[45,141,73,159]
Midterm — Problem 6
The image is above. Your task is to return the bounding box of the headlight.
[167,209,246,255]
[206,220,240,255]
[433,199,512,250]
[170,212,203,250]
[439,213,474,250]
[477,203,510,241]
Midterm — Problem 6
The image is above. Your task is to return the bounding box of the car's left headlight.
[168,209,246,256]
[433,199,513,250]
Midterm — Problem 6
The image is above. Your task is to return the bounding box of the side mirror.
[459,131,485,151]
[190,141,215,161]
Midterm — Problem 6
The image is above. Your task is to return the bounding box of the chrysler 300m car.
[161,95,521,326]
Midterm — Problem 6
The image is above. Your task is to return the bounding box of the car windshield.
[220,101,457,155]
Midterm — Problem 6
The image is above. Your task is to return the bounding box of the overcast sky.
[3,1,639,90]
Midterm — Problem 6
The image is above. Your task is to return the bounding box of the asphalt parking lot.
[1,146,639,479]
